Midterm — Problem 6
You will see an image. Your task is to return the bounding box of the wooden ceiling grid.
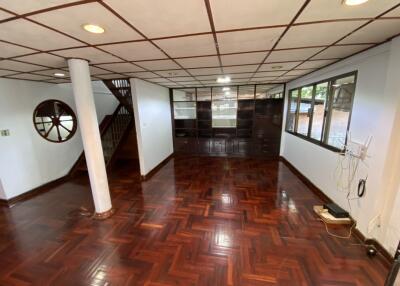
[0,0,399,87]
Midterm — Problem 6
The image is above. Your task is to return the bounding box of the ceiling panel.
[0,69,17,76]
[383,5,400,17]
[0,0,78,14]
[100,41,167,61]
[312,44,373,60]
[199,80,218,85]
[15,53,66,67]
[175,81,199,85]
[29,2,143,45]
[136,59,180,70]
[156,69,189,77]
[147,77,172,83]
[251,77,277,84]
[89,66,111,75]
[210,0,304,30]
[277,21,367,49]
[338,19,400,45]
[7,73,53,81]
[297,59,336,69]
[223,65,258,73]
[254,71,286,77]
[196,74,221,80]
[296,0,400,23]
[0,19,82,50]
[286,69,314,76]
[0,41,36,58]
[259,62,302,71]
[0,60,43,72]
[221,52,267,65]
[167,76,196,82]
[229,73,254,79]
[95,62,144,73]
[126,71,159,79]
[47,78,70,84]
[266,47,325,63]
[34,68,69,77]
[95,73,126,80]
[0,9,13,20]
[154,35,217,57]
[217,28,284,53]
[176,56,220,68]
[276,75,298,82]
[163,81,184,85]
[104,0,211,38]
[53,47,121,64]
[188,67,222,75]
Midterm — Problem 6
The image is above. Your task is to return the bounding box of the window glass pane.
[173,102,196,119]
[297,86,313,136]
[173,88,195,101]
[212,100,237,128]
[286,89,298,132]
[197,88,211,101]
[255,84,274,99]
[238,85,254,100]
[327,75,355,148]
[212,86,237,100]
[310,82,328,141]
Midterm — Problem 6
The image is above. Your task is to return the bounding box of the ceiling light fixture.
[271,65,283,70]
[222,87,230,91]
[54,73,65,77]
[82,24,105,34]
[343,0,368,6]
[216,76,231,83]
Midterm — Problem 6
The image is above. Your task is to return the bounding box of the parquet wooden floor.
[0,156,389,286]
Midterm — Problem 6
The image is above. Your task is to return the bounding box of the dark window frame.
[285,71,358,152]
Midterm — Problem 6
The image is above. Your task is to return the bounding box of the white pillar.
[68,58,112,216]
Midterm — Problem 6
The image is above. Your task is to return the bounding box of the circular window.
[33,100,77,143]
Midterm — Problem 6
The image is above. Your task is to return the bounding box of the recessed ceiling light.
[271,65,283,70]
[216,76,231,83]
[82,24,105,34]
[54,73,65,77]
[343,0,368,6]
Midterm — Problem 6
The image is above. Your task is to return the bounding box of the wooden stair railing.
[103,79,133,114]
[69,78,134,176]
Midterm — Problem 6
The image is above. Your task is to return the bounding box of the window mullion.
[294,88,301,133]
[307,85,316,138]
[323,81,334,144]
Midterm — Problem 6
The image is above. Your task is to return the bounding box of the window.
[173,89,196,119]
[33,100,77,143]
[212,86,237,128]
[286,89,299,132]
[297,86,313,136]
[326,75,356,148]
[310,82,328,141]
[285,72,357,151]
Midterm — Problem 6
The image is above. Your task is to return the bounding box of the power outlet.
[367,214,381,234]
[0,129,10,136]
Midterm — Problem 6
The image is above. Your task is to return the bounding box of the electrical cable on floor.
[318,218,356,239]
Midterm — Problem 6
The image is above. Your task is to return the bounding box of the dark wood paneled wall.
[172,88,285,158]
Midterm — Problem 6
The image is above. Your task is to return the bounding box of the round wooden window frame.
[33,99,78,143]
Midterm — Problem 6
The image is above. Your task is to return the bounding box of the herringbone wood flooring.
[0,156,389,285]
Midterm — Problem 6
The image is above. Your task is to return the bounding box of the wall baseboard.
[141,153,174,181]
[279,156,394,267]
[0,175,69,208]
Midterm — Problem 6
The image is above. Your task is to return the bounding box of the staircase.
[70,79,134,175]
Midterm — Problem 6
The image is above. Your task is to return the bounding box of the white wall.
[281,39,400,254]
[130,78,173,176]
[0,78,118,200]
